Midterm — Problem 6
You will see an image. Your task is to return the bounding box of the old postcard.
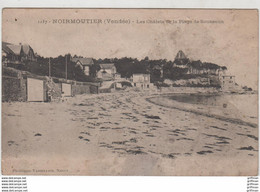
[1,9,258,176]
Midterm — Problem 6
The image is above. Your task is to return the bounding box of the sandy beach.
[2,90,258,175]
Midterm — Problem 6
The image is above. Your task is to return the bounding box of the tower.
[175,50,187,60]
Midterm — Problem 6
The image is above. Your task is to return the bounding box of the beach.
[2,90,258,175]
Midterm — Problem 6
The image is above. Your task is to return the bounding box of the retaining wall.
[72,84,91,95]
[2,67,100,102]
[2,76,27,102]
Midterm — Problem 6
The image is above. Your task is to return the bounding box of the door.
[27,78,45,102]
[62,83,72,97]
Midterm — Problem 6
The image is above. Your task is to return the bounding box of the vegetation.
[242,86,253,91]
[6,53,226,84]
[95,57,168,82]
[20,54,98,82]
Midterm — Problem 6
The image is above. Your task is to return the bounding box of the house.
[173,50,190,69]
[2,42,36,67]
[219,75,236,90]
[71,57,94,76]
[21,44,36,62]
[97,63,117,81]
[132,73,151,89]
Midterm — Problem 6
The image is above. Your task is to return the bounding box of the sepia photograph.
[1,8,258,176]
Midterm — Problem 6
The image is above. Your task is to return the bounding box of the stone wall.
[99,88,111,93]
[90,84,99,94]
[2,67,100,102]
[72,83,91,95]
[2,76,27,102]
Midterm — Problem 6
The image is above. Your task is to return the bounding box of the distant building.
[171,50,224,76]
[218,67,236,90]
[132,73,151,89]
[173,50,190,69]
[2,42,36,67]
[71,57,94,76]
[219,75,236,90]
[97,63,117,81]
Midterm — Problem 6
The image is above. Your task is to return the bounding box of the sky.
[2,9,258,89]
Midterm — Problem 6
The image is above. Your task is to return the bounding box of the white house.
[71,57,94,76]
[219,75,236,90]
[97,63,117,81]
[132,74,151,89]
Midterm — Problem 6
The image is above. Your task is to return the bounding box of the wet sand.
[2,90,258,175]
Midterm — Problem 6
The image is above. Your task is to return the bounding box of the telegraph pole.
[65,54,68,80]
[49,57,51,77]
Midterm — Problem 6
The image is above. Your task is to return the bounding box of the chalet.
[71,57,94,76]
[173,50,190,69]
[2,42,36,67]
[132,73,151,89]
[219,75,236,90]
[97,63,117,81]
[218,67,234,90]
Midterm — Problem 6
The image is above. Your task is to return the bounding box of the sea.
[167,93,258,123]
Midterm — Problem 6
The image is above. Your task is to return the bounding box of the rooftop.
[2,41,34,56]
[175,50,187,60]
[99,63,115,69]
[71,57,94,66]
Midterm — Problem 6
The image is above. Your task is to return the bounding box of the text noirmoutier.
[47,18,224,24]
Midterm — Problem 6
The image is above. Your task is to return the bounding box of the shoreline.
[146,95,258,128]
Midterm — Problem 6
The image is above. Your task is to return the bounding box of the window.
[84,66,90,75]
[147,84,149,88]
[230,77,232,79]
[134,83,136,87]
